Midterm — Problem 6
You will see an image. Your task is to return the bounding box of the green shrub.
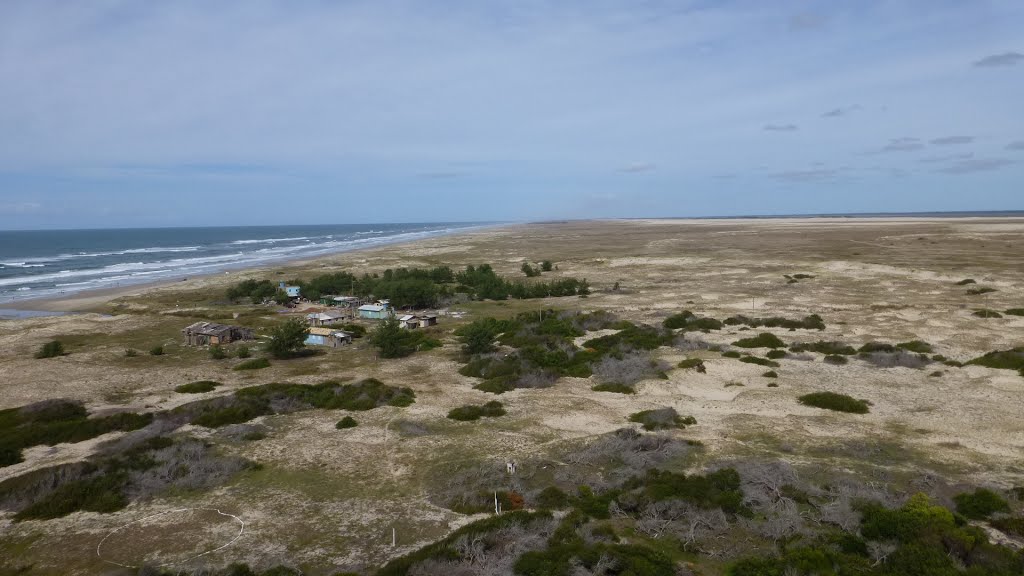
[591,383,635,394]
[722,350,741,358]
[1005,308,1024,316]
[790,341,856,355]
[732,333,785,349]
[663,311,723,331]
[739,355,779,368]
[149,345,164,356]
[628,407,695,430]
[677,358,706,370]
[967,286,997,295]
[767,382,779,388]
[896,341,933,353]
[762,370,778,378]
[991,516,1024,537]
[766,349,786,359]
[35,341,65,359]
[335,416,358,429]
[265,317,309,358]
[956,278,977,285]
[473,379,517,394]
[798,392,870,414]
[174,381,219,394]
[823,354,848,365]
[535,486,569,509]
[973,309,1003,318]
[447,401,506,421]
[235,345,251,358]
[209,345,227,360]
[858,342,896,353]
[541,260,554,272]
[966,348,1024,371]
[724,314,824,330]
[341,323,367,337]
[234,358,270,370]
[953,488,1010,519]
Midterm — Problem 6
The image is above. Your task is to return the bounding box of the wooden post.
[392,527,396,547]
[494,492,499,514]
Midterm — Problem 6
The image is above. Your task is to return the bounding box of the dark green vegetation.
[628,407,696,430]
[732,333,786,349]
[149,345,164,356]
[799,391,871,414]
[762,370,778,378]
[739,355,780,368]
[234,357,271,370]
[790,340,857,355]
[228,263,589,308]
[966,348,1024,376]
[954,488,1011,520]
[174,380,220,394]
[722,350,742,358]
[956,278,977,285]
[824,354,849,365]
[335,416,358,429]
[591,382,636,394]
[0,434,252,521]
[724,314,825,331]
[457,310,673,394]
[967,286,998,295]
[896,340,934,353]
[34,340,65,359]
[973,309,1004,318]
[677,357,706,371]
[0,400,152,468]
[209,344,227,359]
[181,379,414,429]
[766,349,787,359]
[265,317,310,358]
[369,315,442,358]
[663,310,723,331]
[521,262,541,277]
[447,401,506,421]
[1005,308,1024,316]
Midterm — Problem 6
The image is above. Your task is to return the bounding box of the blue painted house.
[278,281,301,298]
[358,302,390,319]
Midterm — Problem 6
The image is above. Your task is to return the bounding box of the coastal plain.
[1,217,1023,574]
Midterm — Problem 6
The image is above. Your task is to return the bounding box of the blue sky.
[0,0,1022,229]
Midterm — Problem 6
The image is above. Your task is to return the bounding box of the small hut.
[182,322,254,346]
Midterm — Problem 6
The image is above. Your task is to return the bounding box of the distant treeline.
[226,264,589,308]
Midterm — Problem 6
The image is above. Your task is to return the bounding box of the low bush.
[798,392,870,414]
[149,345,164,356]
[766,349,787,359]
[209,345,226,360]
[34,341,65,359]
[0,400,152,468]
[954,488,1011,519]
[858,342,896,353]
[973,309,1003,318]
[965,348,1024,371]
[722,350,741,358]
[534,486,569,509]
[824,354,849,365]
[991,517,1024,537]
[732,333,786,349]
[591,383,635,394]
[234,358,271,370]
[174,381,219,394]
[896,340,933,353]
[677,358,706,372]
[447,401,506,421]
[335,416,358,429]
[725,314,825,330]
[956,278,977,285]
[739,355,779,368]
[967,286,997,295]
[859,350,932,369]
[235,345,251,358]
[1005,308,1024,316]
[341,323,366,338]
[790,341,856,355]
[762,370,778,378]
[628,407,696,431]
[663,311,723,331]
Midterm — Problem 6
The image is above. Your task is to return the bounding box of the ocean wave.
[230,236,317,245]
[0,262,46,268]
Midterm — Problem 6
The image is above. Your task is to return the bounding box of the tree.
[541,260,553,272]
[266,318,309,358]
[370,315,414,358]
[459,319,500,355]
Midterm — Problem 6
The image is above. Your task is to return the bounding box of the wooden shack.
[182,322,254,346]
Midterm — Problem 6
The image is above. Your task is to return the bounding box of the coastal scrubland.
[1,217,1024,574]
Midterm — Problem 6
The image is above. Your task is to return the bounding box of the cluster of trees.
[226,263,589,308]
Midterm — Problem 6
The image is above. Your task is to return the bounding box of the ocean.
[0,223,483,303]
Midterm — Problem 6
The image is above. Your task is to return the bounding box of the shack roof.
[183,321,233,335]
[307,327,335,336]
[359,304,386,312]
[399,314,415,321]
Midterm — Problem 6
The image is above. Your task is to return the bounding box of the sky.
[0,0,1022,229]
